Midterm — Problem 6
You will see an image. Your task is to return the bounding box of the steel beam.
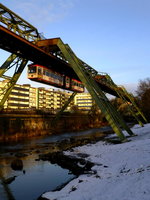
[105,74,147,125]
[0,53,17,77]
[0,58,28,110]
[121,87,147,123]
[86,73,134,136]
[53,38,135,140]
[0,3,40,41]
[52,92,77,124]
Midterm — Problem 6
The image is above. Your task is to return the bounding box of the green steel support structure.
[52,92,77,124]
[86,73,134,136]
[115,89,144,127]
[54,38,134,140]
[0,54,17,77]
[105,74,147,125]
[0,56,28,110]
[0,3,145,140]
[94,73,147,126]
[121,86,147,123]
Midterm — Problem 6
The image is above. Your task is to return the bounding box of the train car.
[28,64,63,87]
[65,76,71,89]
[71,79,84,92]
[28,64,84,93]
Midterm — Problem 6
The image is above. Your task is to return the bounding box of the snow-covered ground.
[42,124,150,200]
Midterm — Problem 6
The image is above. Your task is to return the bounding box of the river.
[0,127,112,200]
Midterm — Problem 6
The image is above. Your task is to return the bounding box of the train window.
[38,68,42,75]
[51,73,54,78]
[72,80,74,84]
[58,75,61,81]
[60,76,63,81]
[28,66,36,73]
[48,72,51,77]
[46,71,49,76]
[54,74,57,79]
[43,70,46,75]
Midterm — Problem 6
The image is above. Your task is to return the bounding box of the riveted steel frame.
[0,3,41,42]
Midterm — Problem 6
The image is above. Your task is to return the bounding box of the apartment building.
[0,80,30,109]
[0,80,93,112]
[74,92,93,111]
[0,80,74,111]
[29,87,38,108]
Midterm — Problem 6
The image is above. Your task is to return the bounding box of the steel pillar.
[0,54,17,77]
[52,92,77,124]
[54,38,135,140]
[105,74,147,125]
[0,57,28,110]
[86,74,134,136]
[121,86,147,123]
[116,89,144,127]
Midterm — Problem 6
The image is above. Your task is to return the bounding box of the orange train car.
[28,64,84,93]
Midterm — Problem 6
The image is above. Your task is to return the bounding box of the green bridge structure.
[0,3,147,141]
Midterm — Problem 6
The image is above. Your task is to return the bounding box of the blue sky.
[1,0,150,94]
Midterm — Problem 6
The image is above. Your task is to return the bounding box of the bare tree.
[136,78,150,121]
[136,78,150,99]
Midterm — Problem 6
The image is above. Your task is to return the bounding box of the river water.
[0,127,111,200]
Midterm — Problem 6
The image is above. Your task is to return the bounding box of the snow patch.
[42,123,150,200]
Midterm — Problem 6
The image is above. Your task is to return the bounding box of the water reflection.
[0,155,74,200]
[9,161,74,200]
[0,169,15,200]
[0,127,111,200]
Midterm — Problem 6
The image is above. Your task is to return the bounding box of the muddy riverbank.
[0,112,105,142]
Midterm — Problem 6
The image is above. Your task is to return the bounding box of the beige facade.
[0,80,93,112]
[0,80,7,108]
[0,80,30,109]
[0,80,74,111]
[29,87,38,108]
[74,92,93,111]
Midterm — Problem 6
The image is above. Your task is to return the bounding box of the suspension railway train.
[27,64,84,92]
